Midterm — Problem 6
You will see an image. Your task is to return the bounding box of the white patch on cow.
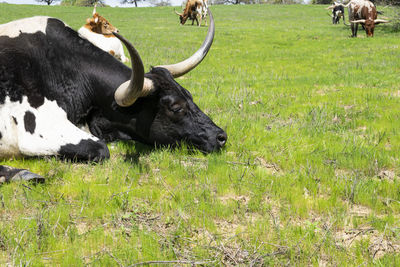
[78,27,129,63]
[0,96,98,158]
[0,16,55,38]
[347,0,374,19]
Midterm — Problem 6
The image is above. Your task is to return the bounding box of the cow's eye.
[171,104,183,113]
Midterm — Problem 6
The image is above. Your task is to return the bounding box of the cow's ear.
[86,18,91,24]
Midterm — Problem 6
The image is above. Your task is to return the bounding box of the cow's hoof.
[10,170,46,183]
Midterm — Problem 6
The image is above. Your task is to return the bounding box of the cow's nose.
[216,132,227,148]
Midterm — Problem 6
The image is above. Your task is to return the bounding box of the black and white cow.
[0,10,227,182]
[333,4,345,24]
[326,2,345,24]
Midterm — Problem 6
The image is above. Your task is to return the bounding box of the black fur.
[59,139,110,162]
[332,5,345,24]
[0,17,226,164]
[24,111,36,134]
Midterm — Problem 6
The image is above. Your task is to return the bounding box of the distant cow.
[326,2,345,24]
[78,4,129,62]
[344,0,388,37]
[175,0,207,26]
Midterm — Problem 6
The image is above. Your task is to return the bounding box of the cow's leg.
[0,165,45,184]
[354,23,358,37]
[351,23,358,37]
[0,96,110,162]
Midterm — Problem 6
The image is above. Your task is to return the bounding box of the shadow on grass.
[122,141,156,164]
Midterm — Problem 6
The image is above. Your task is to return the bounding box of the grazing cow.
[326,2,345,24]
[78,4,129,62]
[344,0,388,37]
[175,0,207,26]
[0,10,227,182]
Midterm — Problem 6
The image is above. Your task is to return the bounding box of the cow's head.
[85,4,119,35]
[112,9,227,153]
[350,18,388,37]
[174,9,188,25]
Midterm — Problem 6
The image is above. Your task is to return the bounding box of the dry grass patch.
[315,85,342,96]
[335,227,400,259]
[255,157,280,175]
[377,170,396,182]
[349,204,372,218]
[218,194,250,205]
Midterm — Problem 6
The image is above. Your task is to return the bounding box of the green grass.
[1,3,400,265]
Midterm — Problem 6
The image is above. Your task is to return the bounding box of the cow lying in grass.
[78,4,129,62]
[0,9,226,183]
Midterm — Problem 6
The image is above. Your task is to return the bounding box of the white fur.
[0,16,52,38]
[199,0,208,26]
[0,96,98,158]
[347,0,374,19]
[78,27,128,63]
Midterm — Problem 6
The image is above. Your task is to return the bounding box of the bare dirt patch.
[335,227,400,259]
[377,170,396,182]
[349,204,372,218]
[76,222,90,235]
[315,85,341,96]
[335,227,376,247]
[255,157,280,175]
[218,194,250,205]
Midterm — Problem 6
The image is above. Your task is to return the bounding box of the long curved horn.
[156,8,215,78]
[93,2,97,15]
[350,19,366,24]
[174,9,182,16]
[113,32,154,107]
[374,19,389,24]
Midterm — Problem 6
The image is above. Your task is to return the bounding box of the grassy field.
[1,2,400,265]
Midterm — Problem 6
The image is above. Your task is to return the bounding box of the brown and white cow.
[78,4,129,62]
[344,0,388,37]
[175,0,207,27]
